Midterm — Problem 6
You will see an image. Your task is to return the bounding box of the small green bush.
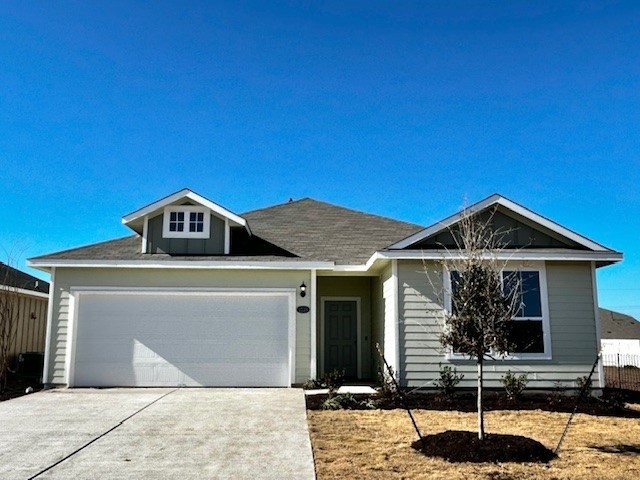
[575,375,593,396]
[301,369,345,392]
[301,378,324,390]
[601,391,626,410]
[321,393,377,410]
[324,369,346,392]
[501,371,528,401]
[377,366,401,404]
[435,364,464,398]
[321,393,360,410]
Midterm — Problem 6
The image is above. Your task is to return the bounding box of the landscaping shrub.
[301,369,345,392]
[501,371,528,401]
[575,375,593,396]
[324,369,346,392]
[546,381,567,408]
[377,366,401,405]
[601,390,627,410]
[435,364,464,399]
[320,393,372,410]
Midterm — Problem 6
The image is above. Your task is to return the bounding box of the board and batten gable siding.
[46,268,312,385]
[397,260,600,389]
[146,213,225,255]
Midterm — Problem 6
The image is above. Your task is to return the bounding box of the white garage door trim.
[65,287,297,387]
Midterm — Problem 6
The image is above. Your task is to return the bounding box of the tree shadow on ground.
[589,444,640,455]
[411,430,556,463]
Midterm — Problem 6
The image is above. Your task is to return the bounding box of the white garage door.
[71,290,294,387]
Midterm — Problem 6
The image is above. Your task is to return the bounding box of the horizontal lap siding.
[46,268,311,385]
[398,260,599,389]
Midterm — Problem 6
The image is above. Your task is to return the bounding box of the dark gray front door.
[324,300,358,378]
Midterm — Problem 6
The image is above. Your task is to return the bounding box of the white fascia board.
[388,194,613,252]
[373,250,623,263]
[0,285,49,299]
[122,189,250,233]
[27,259,335,270]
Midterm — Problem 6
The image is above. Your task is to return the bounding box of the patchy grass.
[308,405,640,479]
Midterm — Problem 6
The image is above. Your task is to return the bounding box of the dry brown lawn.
[308,406,640,480]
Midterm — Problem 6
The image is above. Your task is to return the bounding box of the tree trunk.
[477,359,484,440]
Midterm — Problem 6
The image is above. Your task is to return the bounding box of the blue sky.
[1,1,639,317]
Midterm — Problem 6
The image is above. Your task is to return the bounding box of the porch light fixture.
[299,282,307,297]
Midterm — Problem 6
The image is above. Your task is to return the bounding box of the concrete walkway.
[0,388,315,479]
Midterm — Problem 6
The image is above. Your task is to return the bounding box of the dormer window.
[162,206,210,239]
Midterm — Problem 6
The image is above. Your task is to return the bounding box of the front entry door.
[324,300,358,379]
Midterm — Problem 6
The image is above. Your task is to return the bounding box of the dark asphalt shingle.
[0,263,49,293]
[30,198,424,265]
[600,308,640,340]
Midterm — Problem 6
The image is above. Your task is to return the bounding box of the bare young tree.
[0,261,21,392]
[440,207,521,440]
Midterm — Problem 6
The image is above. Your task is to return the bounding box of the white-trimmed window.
[162,206,211,239]
[443,262,551,360]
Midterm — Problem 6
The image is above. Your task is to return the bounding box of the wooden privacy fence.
[2,292,48,360]
[603,353,640,391]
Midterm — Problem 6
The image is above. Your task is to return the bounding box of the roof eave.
[387,194,617,253]
[121,189,250,234]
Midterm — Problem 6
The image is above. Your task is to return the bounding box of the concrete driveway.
[0,388,315,479]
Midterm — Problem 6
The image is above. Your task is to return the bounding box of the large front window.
[445,263,550,359]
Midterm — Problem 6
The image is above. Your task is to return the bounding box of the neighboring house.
[0,263,49,360]
[600,308,640,367]
[28,190,622,389]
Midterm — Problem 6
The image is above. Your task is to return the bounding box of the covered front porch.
[315,275,385,382]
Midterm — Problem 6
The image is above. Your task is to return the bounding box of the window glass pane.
[190,212,197,221]
[197,212,204,221]
[176,223,183,232]
[177,212,184,221]
[521,271,542,317]
[507,320,544,353]
[503,271,542,318]
[170,212,177,221]
[450,271,461,316]
[189,222,197,232]
[196,223,203,232]
[169,223,177,232]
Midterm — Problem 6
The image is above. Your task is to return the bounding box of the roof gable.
[388,194,616,253]
[122,189,249,235]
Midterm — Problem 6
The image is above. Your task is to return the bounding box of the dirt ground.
[307,406,640,480]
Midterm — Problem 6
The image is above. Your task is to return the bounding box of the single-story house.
[0,263,49,363]
[28,190,622,389]
[600,308,640,366]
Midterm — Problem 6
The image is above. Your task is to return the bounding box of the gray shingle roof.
[243,198,422,264]
[1,263,49,293]
[600,308,640,340]
[30,198,423,265]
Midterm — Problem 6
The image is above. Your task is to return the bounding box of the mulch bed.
[411,430,557,463]
[305,390,640,417]
[0,377,43,402]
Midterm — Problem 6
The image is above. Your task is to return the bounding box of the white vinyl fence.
[602,353,640,391]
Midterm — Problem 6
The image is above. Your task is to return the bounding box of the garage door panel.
[72,292,292,387]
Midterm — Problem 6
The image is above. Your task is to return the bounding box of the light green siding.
[46,268,312,385]
[397,260,599,389]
